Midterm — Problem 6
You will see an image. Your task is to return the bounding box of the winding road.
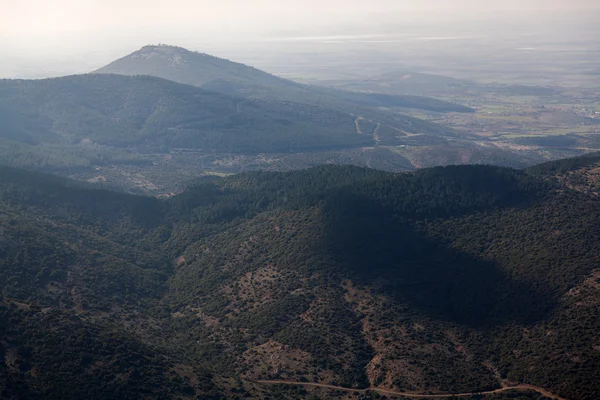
[249,379,567,399]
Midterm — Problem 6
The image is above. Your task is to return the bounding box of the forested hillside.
[0,74,368,153]
[1,157,600,399]
[0,72,460,188]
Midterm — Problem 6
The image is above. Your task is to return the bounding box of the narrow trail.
[355,116,382,145]
[373,122,382,144]
[354,116,366,135]
[249,380,567,399]
[354,115,416,140]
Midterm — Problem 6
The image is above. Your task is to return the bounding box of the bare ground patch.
[241,340,313,381]
[220,266,282,314]
[342,280,496,393]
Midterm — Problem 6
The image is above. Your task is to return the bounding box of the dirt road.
[250,379,567,399]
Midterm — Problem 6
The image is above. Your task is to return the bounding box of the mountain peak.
[93,43,285,89]
[141,44,187,51]
[134,44,211,58]
[124,44,197,66]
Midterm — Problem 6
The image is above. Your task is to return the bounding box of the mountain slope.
[0,74,371,153]
[94,45,474,113]
[2,159,600,399]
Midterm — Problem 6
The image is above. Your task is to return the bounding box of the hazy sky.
[2,0,598,42]
[1,0,598,77]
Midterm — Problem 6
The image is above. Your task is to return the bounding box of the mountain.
[94,45,474,113]
[2,155,600,399]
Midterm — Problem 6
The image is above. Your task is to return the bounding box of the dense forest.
[0,74,369,153]
[1,155,600,399]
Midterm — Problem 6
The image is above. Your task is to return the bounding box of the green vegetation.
[1,156,600,398]
[0,139,151,170]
